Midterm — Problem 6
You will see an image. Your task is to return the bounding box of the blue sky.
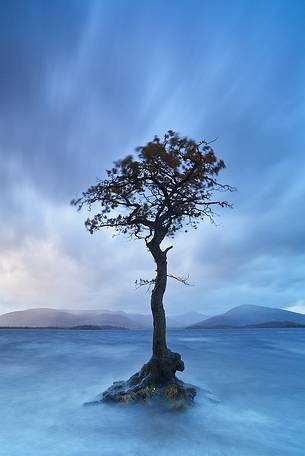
[0,0,304,315]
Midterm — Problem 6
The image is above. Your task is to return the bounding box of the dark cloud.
[0,0,305,313]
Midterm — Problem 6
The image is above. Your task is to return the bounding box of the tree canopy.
[71,130,235,244]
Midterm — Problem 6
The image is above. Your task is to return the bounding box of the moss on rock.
[102,380,196,409]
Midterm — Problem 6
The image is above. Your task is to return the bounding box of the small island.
[0,325,129,330]
[69,325,129,330]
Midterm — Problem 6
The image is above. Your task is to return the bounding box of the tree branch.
[163,245,173,255]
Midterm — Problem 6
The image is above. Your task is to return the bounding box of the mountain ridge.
[189,304,305,328]
[2,305,304,330]
[0,308,208,329]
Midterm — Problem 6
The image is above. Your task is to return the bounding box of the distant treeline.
[190,321,305,329]
[1,321,305,330]
[0,325,129,330]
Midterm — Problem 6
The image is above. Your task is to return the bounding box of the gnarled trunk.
[101,237,196,405]
[146,239,184,385]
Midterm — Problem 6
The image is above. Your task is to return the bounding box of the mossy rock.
[102,379,196,409]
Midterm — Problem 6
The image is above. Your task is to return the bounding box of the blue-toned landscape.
[1,0,305,454]
[1,328,304,456]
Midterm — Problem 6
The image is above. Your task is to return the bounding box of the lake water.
[0,328,304,455]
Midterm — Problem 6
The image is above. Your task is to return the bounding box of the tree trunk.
[151,249,168,358]
[146,239,185,385]
[101,236,197,405]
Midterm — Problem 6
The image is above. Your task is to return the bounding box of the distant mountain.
[0,308,83,327]
[0,308,208,329]
[94,312,138,329]
[87,310,208,329]
[0,308,137,329]
[189,304,305,329]
[167,312,208,328]
[125,311,208,329]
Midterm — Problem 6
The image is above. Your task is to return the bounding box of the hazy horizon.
[1,1,305,316]
[1,303,305,318]
[0,307,208,317]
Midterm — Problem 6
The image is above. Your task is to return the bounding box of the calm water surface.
[0,328,304,456]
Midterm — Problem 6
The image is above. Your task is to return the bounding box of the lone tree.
[72,130,234,405]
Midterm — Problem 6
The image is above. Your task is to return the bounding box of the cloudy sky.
[0,0,304,316]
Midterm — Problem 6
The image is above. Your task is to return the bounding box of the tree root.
[100,350,197,408]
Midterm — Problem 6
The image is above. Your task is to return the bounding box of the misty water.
[0,329,304,456]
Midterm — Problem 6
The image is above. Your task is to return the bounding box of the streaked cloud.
[0,0,305,314]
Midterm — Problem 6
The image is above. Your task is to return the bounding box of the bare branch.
[135,278,155,293]
[135,273,192,289]
[167,273,193,286]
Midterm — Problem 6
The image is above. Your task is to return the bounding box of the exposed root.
[100,350,197,408]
